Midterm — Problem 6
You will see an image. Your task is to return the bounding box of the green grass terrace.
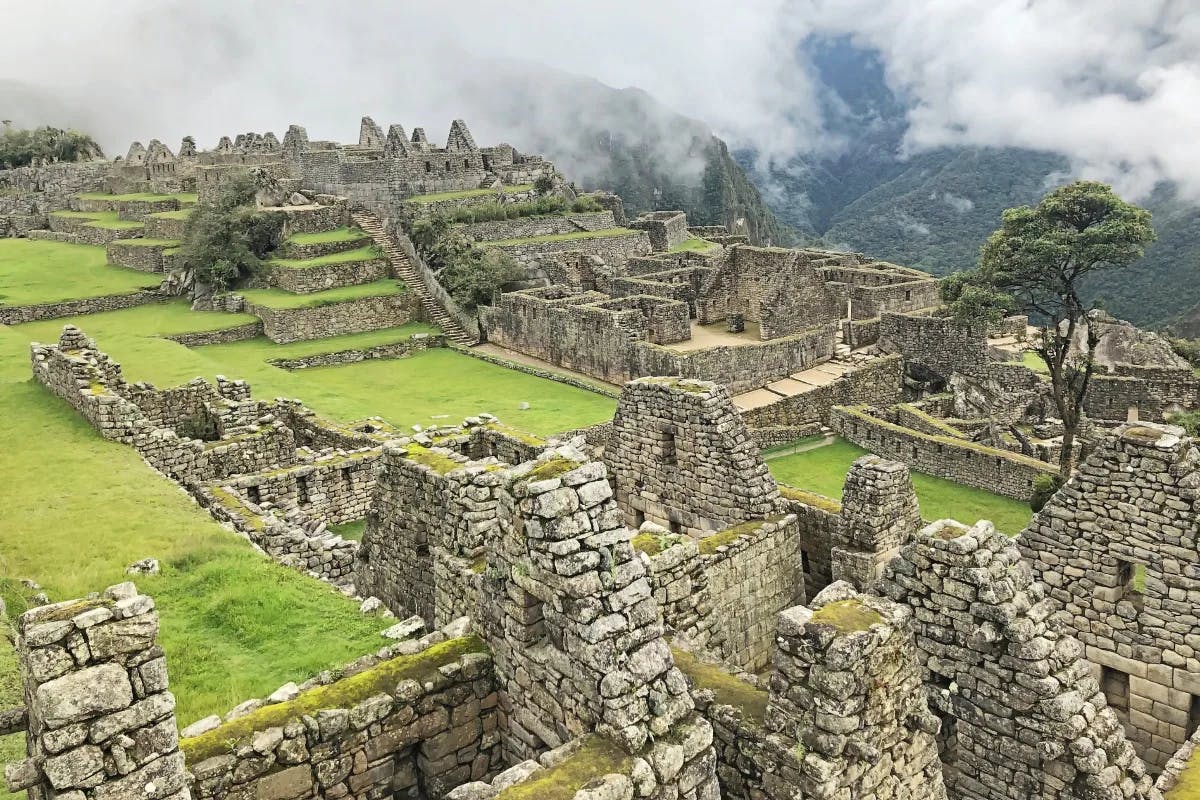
[404,184,534,204]
[490,227,638,246]
[239,277,405,309]
[286,227,370,245]
[78,191,198,204]
[266,244,382,269]
[0,239,157,306]
[49,210,144,230]
[767,436,1034,536]
[668,236,720,254]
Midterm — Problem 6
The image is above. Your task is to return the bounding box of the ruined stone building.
[8,324,1200,799]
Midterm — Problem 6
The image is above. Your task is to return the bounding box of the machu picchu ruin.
[4,9,1200,800]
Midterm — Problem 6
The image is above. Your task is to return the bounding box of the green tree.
[942,181,1156,476]
[407,214,521,310]
[179,174,282,293]
[0,124,104,169]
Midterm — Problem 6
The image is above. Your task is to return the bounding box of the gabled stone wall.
[605,377,780,533]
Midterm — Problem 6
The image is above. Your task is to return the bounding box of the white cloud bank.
[1,0,1196,198]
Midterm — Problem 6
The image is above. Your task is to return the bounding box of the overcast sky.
[3,0,1197,198]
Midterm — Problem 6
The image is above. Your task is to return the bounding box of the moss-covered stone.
[521,457,582,484]
[810,599,883,634]
[778,485,842,514]
[670,647,768,724]
[180,635,487,762]
[496,734,634,800]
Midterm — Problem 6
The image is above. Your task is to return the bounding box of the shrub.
[1169,338,1200,368]
[408,214,521,310]
[571,195,604,213]
[442,197,568,225]
[179,174,283,292]
[533,174,555,195]
[1166,408,1200,436]
[1030,472,1064,512]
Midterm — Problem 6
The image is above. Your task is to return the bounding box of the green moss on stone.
[521,457,581,484]
[697,516,785,555]
[631,532,686,557]
[811,599,883,634]
[403,447,465,475]
[670,647,768,724]
[180,635,486,762]
[33,597,115,624]
[778,485,842,514]
[496,734,634,800]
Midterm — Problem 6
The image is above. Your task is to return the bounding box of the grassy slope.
[50,210,144,230]
[0,240,158,306]
[240,279,406,309]
[669,237,720,254]
[0,334,391,730]
[768,438,1033,535]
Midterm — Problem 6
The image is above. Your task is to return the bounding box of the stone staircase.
[352,211,476,346]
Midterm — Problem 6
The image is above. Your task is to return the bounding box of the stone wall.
[476,451,721,798]
[0,162,109,236]
[495,229,652,271]
[247,293,417,344]
[832,404,1056,501]
[0,291,163,325]
[1020,422,1200,773]
[457,211,615,242]
[267,334,446,370]
[879,311,989,382]
[740,354,903,429]
[4,583,189,800]
[266,256,390,294]
[764,584,948,799]
[830,455,923,589]
[637,515,805,674]
[181,624,500,800]
[165,322,264,347]
[1084,365,1200,423]
[879,518,1160,800]
[628,210,689,251]
[606,377,780,533]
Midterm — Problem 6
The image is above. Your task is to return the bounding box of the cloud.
[801,0,1200,199]
[1,0,1197,199]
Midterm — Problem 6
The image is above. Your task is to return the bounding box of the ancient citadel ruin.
[3,116,1200,800]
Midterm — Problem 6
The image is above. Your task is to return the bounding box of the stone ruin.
[9,325,1200,799]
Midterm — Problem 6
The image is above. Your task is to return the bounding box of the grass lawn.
[78,192,198,204]
[668,237,720,254]
[113,238,181,248]
[0,239,158,306]
[768,438,1034,535]
[405,184,533,204]
[329,519,367,541]
[241,279,406,309]
[1021,350,1049,373]
[0,368,392,729]
[0,627,21,800]
[5,305,614,437]
[50,210,144,230]
[267,245,382,269]
[491,228,636,246]
[287,227,369,245]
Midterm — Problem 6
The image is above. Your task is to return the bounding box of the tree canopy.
[942,180,1156,476]
[0,123,104,169]
[179,174,282,294]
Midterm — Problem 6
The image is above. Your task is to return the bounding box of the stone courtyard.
[3,115,1200,800]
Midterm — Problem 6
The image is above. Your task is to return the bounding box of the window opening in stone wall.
[632,507,646,528]
[801,549,811,575]
[662,426,677,466]
[297,475,310,505]
[1117,559,1146,609]
[424,161,431,172]
[445,160,451,171]
[341,466,353,488]
[905,289,912,301]
[1101,665,1130,725]
[463,159,470,169]
[1188,694,1200,739]
[246,484,261,505]
[668,519,683,535]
